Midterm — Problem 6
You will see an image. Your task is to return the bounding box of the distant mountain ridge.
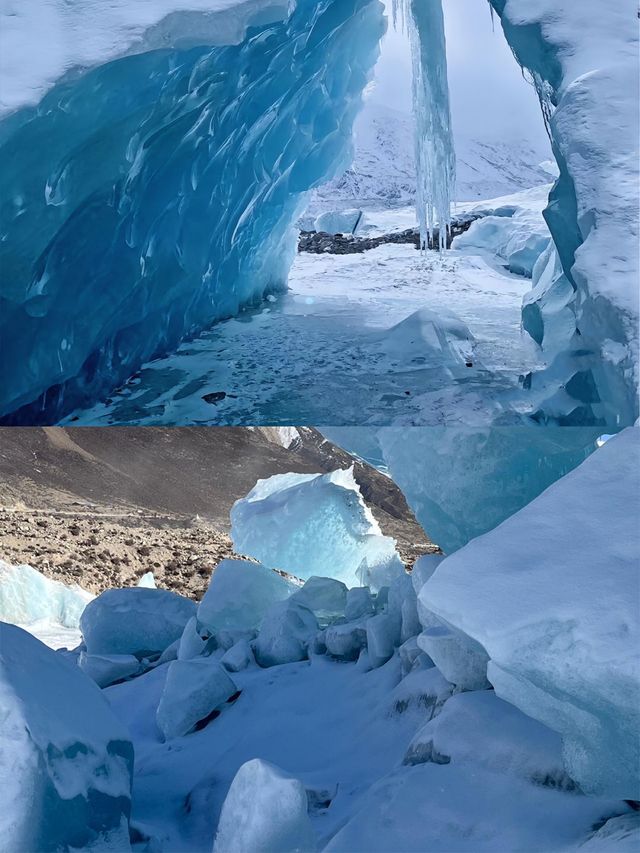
[312,101,553,211]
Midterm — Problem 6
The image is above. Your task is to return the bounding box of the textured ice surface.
[314,209,364,235]
[0,559,92,629]
[417,621,490,690]
[0,0,385,422]
[291,576,347,625]
[231,468,403,589]
[79,651,143,689]
[393,0,454,248]
[489,0,639,426]
[404,690,574,790]
[213,759,316,853]
[156,658,237,740]
[81,587,195,656]
[422,429,640,798]
[197,558,296,634]
[454,185,552,278]
[376,426,601,553]
[0,622,133,852]
[254,599,318,667]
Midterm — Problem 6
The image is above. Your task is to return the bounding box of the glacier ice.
[422,428,640,798]
[0,622,133,852]
[0,0,386,423]
[177,615,208,660]
[0,559,92,630]
[213,758,316,853]
[345,586,375,621]
[291,576,348,624]
[254,599,319,668]
[324,621,368,662]
[231,468,404,589]
[488,0,639,426]
[156,657,238,740]
[79,651,143,689]
[453,185,552,278]
[403,690,574,790]
[197,558,296,635]
[80,587,196,656]
[365,613,396,669]
[221,638,255,673]
[375,426,602,554]
[416,622,490,691]
[314,208,365,236]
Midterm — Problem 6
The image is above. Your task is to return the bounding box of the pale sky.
[374,0,550,146]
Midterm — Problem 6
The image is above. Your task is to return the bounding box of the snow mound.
[213,758,316,853]
[421,428,640,798]
[81,587,195,657]
[197,558,296,635]
[0,622,133,851]
[231,468,404,590]
[0,559,92,630]
[371,307,474,370]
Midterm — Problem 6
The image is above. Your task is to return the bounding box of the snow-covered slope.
[312,101,553,210]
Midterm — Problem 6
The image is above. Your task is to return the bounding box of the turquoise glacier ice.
[0,0,386,422]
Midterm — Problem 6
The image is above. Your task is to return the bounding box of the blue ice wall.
[489,0,639,428]
[0,0,385,423]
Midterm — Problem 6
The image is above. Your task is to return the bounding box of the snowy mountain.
[312,101,553,210]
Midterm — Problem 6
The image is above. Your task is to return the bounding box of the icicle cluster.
[393,0,455,250]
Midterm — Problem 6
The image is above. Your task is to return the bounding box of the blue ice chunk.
[0,623,133,851]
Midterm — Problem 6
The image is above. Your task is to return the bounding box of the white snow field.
[0,432,638,850]
[62,190,544,427]
[230,467,403,589]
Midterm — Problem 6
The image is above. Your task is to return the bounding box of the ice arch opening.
[0,0,390,423]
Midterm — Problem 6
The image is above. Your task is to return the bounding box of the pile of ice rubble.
[1,436,639,851]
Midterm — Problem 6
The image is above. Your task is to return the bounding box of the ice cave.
[0,0,637,428]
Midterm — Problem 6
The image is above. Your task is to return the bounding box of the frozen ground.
[64,196,542,427]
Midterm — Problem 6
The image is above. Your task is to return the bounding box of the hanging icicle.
[393,0,455,250]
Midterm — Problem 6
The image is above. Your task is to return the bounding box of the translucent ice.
[197,559,296,635]
[291,576,347,624]
[0,622,133,852]
[0,0,385,422]
[213,758,316,853]
[231,468,404,589]
[78,651,143,689]
[393,0,455,249]
[314,209,365,235]
[81,587,195,656]
[254,600,318,668]
[422,429,640,798]
[156,658,237,740]
[0,559,92,629]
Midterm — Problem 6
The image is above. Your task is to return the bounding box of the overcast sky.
[373,0,549,146]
